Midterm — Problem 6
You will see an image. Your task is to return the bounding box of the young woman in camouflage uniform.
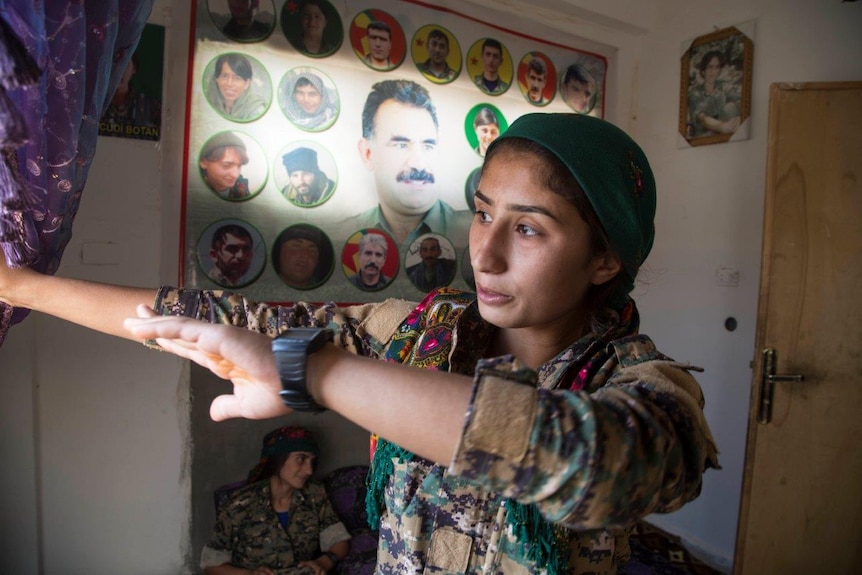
[201,426,350,575]
[0,113,719,575]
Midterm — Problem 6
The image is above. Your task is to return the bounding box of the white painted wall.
[1,1,860,573]
[632,0,862,569]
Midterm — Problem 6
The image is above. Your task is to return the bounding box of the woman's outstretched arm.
[123,307,473,465]
[0,258,158,340]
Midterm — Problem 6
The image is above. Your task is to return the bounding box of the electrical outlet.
[716,266,740,287]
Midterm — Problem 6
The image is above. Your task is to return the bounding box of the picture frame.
[679,24,754,147]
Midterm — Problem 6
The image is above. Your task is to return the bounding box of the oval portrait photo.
[341,228,399,292]
[517,51,556,106]
[280,0,343,58]
[197,218,266,289]
[272,223,334,290]
[467,37,512,96]
[559,55,606,118]
[464,103,508,158]
[274,141,338,208]
[278,66,340,132]
[198,130,268,201]
[411,24,461,84]
[203,52,272,122]
[464,166,481,213]
[201,52,272,122]
[350,9,406,72]
[404,233,457,292]
[207,0,276,43]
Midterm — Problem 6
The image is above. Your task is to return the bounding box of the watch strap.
[272,328,333,412]
[323,550,339,567]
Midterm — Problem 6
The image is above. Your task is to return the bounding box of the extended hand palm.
[125,306,289,421]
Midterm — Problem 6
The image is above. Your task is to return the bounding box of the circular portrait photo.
[281,0,343,58]
[411,25,461,84]
[559,56,605,117]
[461,245,475,291]
[405,233,457,292]
[207,0,276,43]
[274,141,337,207]
[203,52,272,122]
[199,130,268,201]
[278,66,340,132]
[272,223,334,290]
[517,51,556,106]
[467,38,512,96]
[350,9,405,72]
[197,218,266,288]
[464,167,481,213]
[341,228,399,292]
[465,103,508,158]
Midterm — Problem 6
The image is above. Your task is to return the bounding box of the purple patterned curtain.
[0,0,154,346]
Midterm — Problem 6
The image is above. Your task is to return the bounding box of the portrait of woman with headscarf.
[204,52,271,122]
[466,104,508,158]
[278,67,340,132]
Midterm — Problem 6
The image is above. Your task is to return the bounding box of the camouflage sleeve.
[151,286,416,356]
[319,506,351,551]
[448,357,719,531]
[199,502,235,569]
[308,482,350,550]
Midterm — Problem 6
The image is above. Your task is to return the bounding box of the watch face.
[273,328,333,351]
[276,327,321,342]
[272,334,306,350]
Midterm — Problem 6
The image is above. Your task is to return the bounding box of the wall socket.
[716,266,740,287]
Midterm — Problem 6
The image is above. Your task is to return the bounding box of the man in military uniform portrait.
[406,235,456,291]
[348,231,393,291]
[280,146,335,207]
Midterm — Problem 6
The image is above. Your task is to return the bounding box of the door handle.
[758,348,805,424]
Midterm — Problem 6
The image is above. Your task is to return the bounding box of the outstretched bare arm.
[0,258,158,341]
[123,307,473,465]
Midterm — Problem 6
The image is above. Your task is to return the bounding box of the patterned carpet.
[620,521,724,575]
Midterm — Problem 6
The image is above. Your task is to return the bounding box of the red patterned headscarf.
[247,425,319,483]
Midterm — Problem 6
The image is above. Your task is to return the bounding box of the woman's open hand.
[124,305,289,421]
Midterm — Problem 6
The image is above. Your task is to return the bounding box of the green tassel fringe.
[365,436,415,529]
[366,436,568,574]
[504,499,568,575]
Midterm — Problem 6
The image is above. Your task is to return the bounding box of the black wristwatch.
[322,550,340,567]
[271,328,334,413]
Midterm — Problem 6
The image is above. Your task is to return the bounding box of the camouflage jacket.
[200,479,350,574]
[155,287,719,575]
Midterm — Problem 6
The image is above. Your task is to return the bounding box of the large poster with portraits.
[183,0,608,304]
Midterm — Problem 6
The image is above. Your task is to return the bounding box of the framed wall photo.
[99,23,164,141]
[679,23,754,147]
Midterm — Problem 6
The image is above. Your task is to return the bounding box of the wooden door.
[734,82,862,574]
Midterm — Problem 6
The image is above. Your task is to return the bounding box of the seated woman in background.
[201,426,350,575]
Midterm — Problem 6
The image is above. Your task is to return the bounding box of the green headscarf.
[490,113,656,302]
